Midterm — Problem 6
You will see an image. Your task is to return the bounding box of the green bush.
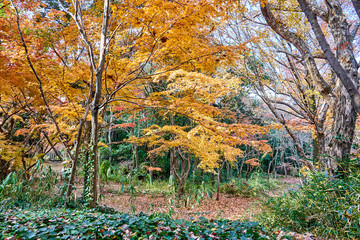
[220,174,279,197]
[221,180,241,195]
[106,162,133,183]
[259,172,360,239]
[100,160,111,181]
[247,174,279,196]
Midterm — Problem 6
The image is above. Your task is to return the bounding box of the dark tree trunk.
[172,149,190,198]
[0,159,11,181]
[216,169,221,201]
[216,162,225,201]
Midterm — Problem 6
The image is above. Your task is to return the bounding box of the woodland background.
[1,0,360,239]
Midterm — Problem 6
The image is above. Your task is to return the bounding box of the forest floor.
[100,186,259,220]
[45,162,301,221]
[97,177,301,220]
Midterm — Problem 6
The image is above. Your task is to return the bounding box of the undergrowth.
[0,208,273,239]
[259,172,360,239]
[105,170,280,200]
[0,163,61,210]
[221,173,280,197]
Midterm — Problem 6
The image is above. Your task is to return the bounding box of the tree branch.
[297,0,360,112]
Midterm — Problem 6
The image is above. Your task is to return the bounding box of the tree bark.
[108,106,113,163]
[261,0,359,177]
[352,0,360,19]
[132,114,138,169]
[88,0,110,207]
[65,97,92,198]
[82,122,91,197]
[169,115,176,177]
[173,148,191,197]
[216,162,225,201]
[324,0,359,175]
[297,0,360,112]
[260,2,336,108]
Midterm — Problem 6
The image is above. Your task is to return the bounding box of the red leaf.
[111,123,136,129]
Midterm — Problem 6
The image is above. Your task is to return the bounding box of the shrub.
[220,174,279,197]
[221,180,241,195]
[259,172,360,239]
[100,160,111,181]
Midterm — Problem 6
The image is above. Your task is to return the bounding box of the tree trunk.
[149,151,154,181]
[170,148,176,177]
[297,0,360,112]
[216,170,221,201]
[89,0,110,207]
[216,162,225,201]
[108,106,113,163]
[0,159,11,181]
[90,107,99,207]
[314,103,328,169]
[173,149,191,198]
[66,112,88,198]
[239,158,245,177]
[226,161,232,181]
[329,93,356,176]
[325,0,359,176]
[169,115,176,177]
[82,123,91,197]
[132,114,138,169]
[260,1,359,176]
[177,179,185,197]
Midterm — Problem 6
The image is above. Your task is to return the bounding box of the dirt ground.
[45,161,301,221]
[97,177,300,220]
[99,184,260,220]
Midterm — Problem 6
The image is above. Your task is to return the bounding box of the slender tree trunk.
[178,153,186,197]
[108,106,113,163]
[170,148,176,177]
[216,170,221,201]
[132,114,138,169]
[226,162,231,181]
[239,158,245,177]
[82,123,91,197]
[149,152,154,181]
[192,156,198,176]
[215,163,225,201]
[90,108,99,207]
[268,150,278,180]
[89,0,110,207]
[66,113,89,198]
[169,115,176,177]
[0,159,11,181]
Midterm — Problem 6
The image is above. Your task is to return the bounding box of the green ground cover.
[0,208,273,240]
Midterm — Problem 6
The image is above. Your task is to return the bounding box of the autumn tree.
[220,0,360,176]
[128,70,271,196]
[2,0,253,206]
